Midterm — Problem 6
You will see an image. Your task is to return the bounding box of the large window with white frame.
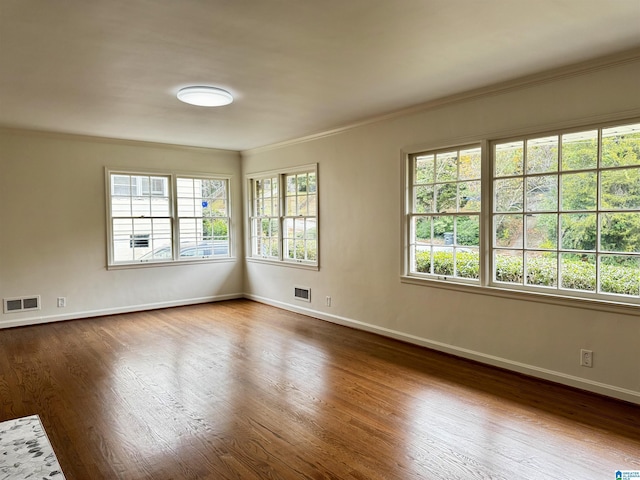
[249,165,318,266]
[405,120,640,306]
[107,171,231,265]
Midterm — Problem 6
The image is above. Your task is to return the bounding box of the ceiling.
[1,1,639,152]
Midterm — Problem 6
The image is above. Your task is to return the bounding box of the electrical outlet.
[57,297,66,308]
[326,296,331,307]
[580,349,593,368]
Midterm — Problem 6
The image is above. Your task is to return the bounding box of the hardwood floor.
[0,299,638,479]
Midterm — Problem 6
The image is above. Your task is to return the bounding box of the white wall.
[0,130,244,326]
[242,58,640,403]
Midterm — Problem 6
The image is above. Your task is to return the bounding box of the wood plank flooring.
[0,299,638,479]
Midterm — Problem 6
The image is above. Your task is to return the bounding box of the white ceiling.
[1,0,639,151]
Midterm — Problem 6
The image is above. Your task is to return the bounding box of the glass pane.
[495,141,523,177]
[285,239,295,259]
[525,251,557,287]
[286,196,296,216]
[456,248,479,279]
[561,253,596,291]
[459,147,481,180]
[151,197,170,216]
[306,240,318,261]
[525,214,557,249]
[494,214,523,248]
[525,175,557,212]
[599,255,640,296]
[600,167,640,210]
[436,183,456,212]
[561,172,597,211]
[600,213,640,253]
[433,216,454,246]
[560,213,597,251]
[286,175,296,195]
[527,136,558,174]
[458,181,481,212]
[601,123,640,168]
[456,215,479,247]
[414,186,434,213]
[415,155,435,184]
[413,216,432,244]
[111,197,132,217]
[305,218,317,239]
[561,130,598,171]
[177,178,195,198]
[307,194,317,216]
[297,195,308,216]
[436,151,457,182]
[131,197,151,218]
[494,250,523,284]
[413,246,431,274]
[494,178,523,212]
[433,247,454,276]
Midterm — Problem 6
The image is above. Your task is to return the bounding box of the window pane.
[560,253,596,292]
[560,213,597,251]
[433,247,454,276]
[561,130,597,171]
[494,178,523,212]
[413,246,431,274]
[414,186,434,213]
[436,152,457,182]
[436,183,456,212]
[600,167,640,210]
[494,214,523,248]
[151,197,170,217]
[527,136,558,174]
[599,255,640,296]
[525,214,557,249]
[415,155,435,184]
[456,215,479,247]
[525,175,557,212]
[601,123,640,168]
[433,216,454,246]
[494,250,523,284]
[525,251,557,287]
[495,141,523,177]
[413,216,432,243]
[459,148,481,180]
[561,172,597,211]
[600,213,640,253]
[458,181,481,212]
[308,173,317,194]
[456,248,479,279]
[111,197,132,217]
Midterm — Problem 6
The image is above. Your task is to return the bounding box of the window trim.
[402,117,640,314]
[105,168,233,268]
[246,163,319,270]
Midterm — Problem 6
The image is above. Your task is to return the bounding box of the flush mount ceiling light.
[177,86,233,107]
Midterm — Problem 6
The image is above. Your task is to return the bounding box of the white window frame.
[106,169,233,267]
[402,118,640,313]
[247,164,318,269]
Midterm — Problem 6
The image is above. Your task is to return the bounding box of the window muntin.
[249,165,318,266]
[492,122,640,300]
[107,172,230,265]
[409,146,481,281]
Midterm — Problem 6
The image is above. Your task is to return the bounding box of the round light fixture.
[177,86,233,107]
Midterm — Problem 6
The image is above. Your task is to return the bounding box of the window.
[107,171,230,265]
[249,165,318,267]
[405,120,640,306]
[408,145,481,281]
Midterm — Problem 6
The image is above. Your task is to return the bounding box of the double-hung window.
[249,165,318,267]
[107,171,231,265]
[405,120,640,306]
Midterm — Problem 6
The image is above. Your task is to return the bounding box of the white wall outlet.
[326,296,331,307]
[57,297,66,308]
[580,349,593,368]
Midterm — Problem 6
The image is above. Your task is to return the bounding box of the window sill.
[246,256,319,271]
[107,257,237,270]
[400,275,639,316]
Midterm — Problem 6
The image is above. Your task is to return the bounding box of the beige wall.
[242,59,640,403]
[0,130,244,326]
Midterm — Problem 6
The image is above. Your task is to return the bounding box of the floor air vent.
[294,286,311,302]
[3,296,41,313]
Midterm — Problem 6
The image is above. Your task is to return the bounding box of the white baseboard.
[0,293,243,330]
[244,294,640,405]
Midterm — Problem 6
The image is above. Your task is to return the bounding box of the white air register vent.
[3,295,41,313]
[294,286,311,302]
